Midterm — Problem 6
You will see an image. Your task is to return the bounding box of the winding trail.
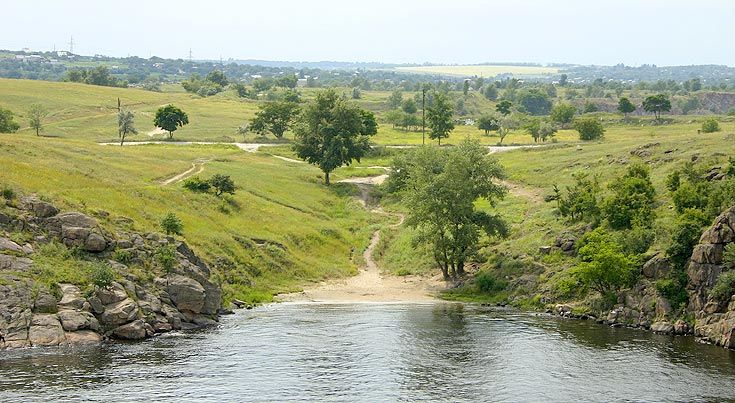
[159,158,210,185]
[500,180,545,204]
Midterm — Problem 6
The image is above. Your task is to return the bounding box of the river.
[2,303,735,402]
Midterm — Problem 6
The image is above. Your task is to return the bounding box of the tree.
[117,109,137,146]
[617,97,636,117]
[387,90,403,108]
[390,140,508,279]
[205,70,228,87]
[249,101,299,138]
[401,98,417,114]
[426,92,454,145]
[547,172,601,224]
[572,228,637,296]
[477,114,500,135]
[498,115,520,145]
[573,117,604,140]
[518,89,552,115]
[559,74,568,86]
[0,107,20,133]
[160,212,183,235]
[276,75,297,89]
[496,100,512,116]
[642,94,671,120]
[550,103,576,127]
[28,104,48,136]
[583,101,599,113]
[292,89,377,185]
[483,83,498,101]
[701,118,720,133]
[463,80,470,96]
[154,105,189,139]
[352,87,361,99]
[603,163,656,230]
[209,174,236,196]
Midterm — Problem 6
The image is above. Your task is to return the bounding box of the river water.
[2,303,735,402]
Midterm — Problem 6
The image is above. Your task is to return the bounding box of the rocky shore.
[0,196,222,349]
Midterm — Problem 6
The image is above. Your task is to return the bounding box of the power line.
[68,36,74,54]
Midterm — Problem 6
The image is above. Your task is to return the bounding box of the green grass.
[394,65,559,77]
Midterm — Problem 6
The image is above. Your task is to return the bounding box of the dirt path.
[159,158,210,185]
[277,178,444,304]
[500,180,545,204]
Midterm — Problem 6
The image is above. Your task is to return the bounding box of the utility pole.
[188,48,193,61]
[68,36,74,54]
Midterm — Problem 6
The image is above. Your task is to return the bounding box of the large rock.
[85,233,107,252]
[32,288,58,313]
[0,238,23,254]
[20,196,59,218]
[65,330,102,345]
[112,319,146,340]
[99,298,139,327]
[0,254,33,271]
[28,314,66,346]
[58,284,86,310]
[167,275,206,313]
[52,212,98,229]
[651,321,674,334]
[96,282,129,305]
[58,310,99,332]
[642,253,670,279]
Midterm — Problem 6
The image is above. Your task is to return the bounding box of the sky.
[2,0,734,66]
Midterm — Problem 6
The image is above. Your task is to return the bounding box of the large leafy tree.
[154,104,189,139]
[249,101,300,138]
[389,140,508,279]
[0,107,20,133]
[550,103,576,128]
[496,100,512,116]
[642,94,671,120]
[117,109,138,146]
[426,92,454,145]
[517,89,552,116]
[477,114,500,135]
[293,89,377,185]
[603,163,656,230]
[573,117,605,140]
[617,97,636,117]
[572,228,637,296]
[28,104,48,136]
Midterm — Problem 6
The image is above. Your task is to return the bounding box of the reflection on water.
[2,303,735,402]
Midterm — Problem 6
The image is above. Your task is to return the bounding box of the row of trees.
[0,104,47,135]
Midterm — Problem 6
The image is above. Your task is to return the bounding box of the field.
[395,64,559,77]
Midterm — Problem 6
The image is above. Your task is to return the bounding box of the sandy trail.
[277,179,444,304]
[500,180,545,204]
[160,158,210,185]
[100,141,281,152]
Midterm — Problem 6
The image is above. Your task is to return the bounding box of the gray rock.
[20,196,59,218]
[53,212,98,229]
[674,320,691,335]
[58,284,85,310]
[87,296,105,314]
[0,254,33,271]
[651,321,674,334]
[58,310,98,332]
[112,319,146,340]
[99,298,139,327]
[96,282,129,305]
[539,246,552,255]
[167,275,206,313]
[84,233,107,252]
[65,330,102,345]
[0,238,23,253]
[642,253,670,279]
[116,239,133,249]
[28,314,66,346]
[33,289,58,314]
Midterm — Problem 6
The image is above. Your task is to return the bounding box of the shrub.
[573,118,605,140]
[701,118,720,133]
[572,228,637,295]
[655,270,689,310]
[90,263,115,289]
[616,224,655,255]
[160,212,183,235]
[209,174,236,196]
[183,176,211,193]
[1,185,15,201]
[547,173,601,224]
[603,163,656,230]
[724,243,735,269]
[710,270,735,303]
[666,209,709,270]
[112,249,133,264]
[156,245,177,273]
[475,271,508,293]
[0,107,20,133]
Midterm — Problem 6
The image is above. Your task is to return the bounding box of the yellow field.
[395,65,559,77]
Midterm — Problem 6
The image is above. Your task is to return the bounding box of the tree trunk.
[120,133,125,146]
[456,260,465,277]
[35,127,39,136]
[324,171,330,185]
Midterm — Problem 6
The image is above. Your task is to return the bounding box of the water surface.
[2,303,735,402]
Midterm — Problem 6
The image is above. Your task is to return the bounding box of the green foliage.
[206,70,228,87]
[154,104,189,139]
[573,117,605,140]
[1,185,15,201]
[27,103,48,136]
[209,174,236,196]
[723,243,735,269]
[475,271,508,293]
[182,71,228,97]
[666,208,709,269]
[183,176,211,193]
[517,88,552,115]
[477,114,500,135]
[233,83,256,99]
[617,97,636,116]
[603,163,656,230]
[249,101,300,138]
[395,139,508,279]
[550,103,576,126]
[582,101,598,113]
[710,270,735,303]
[426,91,454,144]
[701,118,720,133]
[65,66,126,88]
[572,228,637,295]
[90,263,115,289]
[655,270,689,310]
[524,119,557,143]
[483,84,498,101]
[401,98,417,114]
[387,89,403,108]
[0,106,20,133]
[496,100,512,116]
[156,245,177,274]
[642,93,671,120]
[293,89,377,185]
[117,108,137,145]
[160,212,183,236]
[547,173,601,224]
[351,87,361,99]
[112,249,133,264]
[616,224,655,255]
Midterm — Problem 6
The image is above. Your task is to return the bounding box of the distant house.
[296,78,308,87]
[56,50,69,57]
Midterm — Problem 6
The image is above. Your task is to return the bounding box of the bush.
[475,271,508,293]
[666,209,709,270]
[710,270,735,303]
[90,263,115,289]
[572,228,637,295]
[1,185,15,201]
[701,118,720,133]
[547,173,601,224]
[724,243,735,269]
[0,107,20,133]
[603,163,656,230]
[160,212,183,235]
[112,249,133,264]
[209,174,236,196]
[573,118,605,140]
[616,225,655,255]
[156,245,177,273]
[655,270,689,310]
[183,176,211,193]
